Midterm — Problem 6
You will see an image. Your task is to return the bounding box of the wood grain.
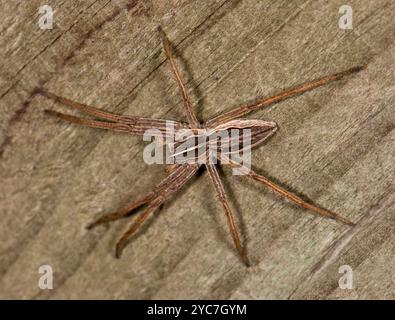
[0,0,394,299]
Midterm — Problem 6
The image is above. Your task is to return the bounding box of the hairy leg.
[158,26,200,127]
[206,162,250,266]
[44,109,187,138]
[114,164,199,258]
[87,164,193,228]
[222,156,355,226]
[207,66,364,127]
[115,197,164,258]
[39,90,126,122]
[86,193,154,229]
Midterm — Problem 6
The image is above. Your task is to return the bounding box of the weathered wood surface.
[0,0,394,299]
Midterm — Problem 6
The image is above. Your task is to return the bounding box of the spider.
[40,26,361,266]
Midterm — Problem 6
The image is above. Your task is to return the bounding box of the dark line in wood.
[0,0,141,160]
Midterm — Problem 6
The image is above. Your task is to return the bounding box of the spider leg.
[206,162,250,266]
[115,197,163,258]
[207,66,364,127]
[39,90,125,122]
[114,164,199,258]
[45,109,187,138]
[87,164,195,228]
[158,26,200,127]
[41,90,190,136]
[44,109,129,131]
[86,193,153,229]
[222,156,355,226]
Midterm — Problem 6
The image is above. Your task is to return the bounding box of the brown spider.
[40,26,361,266]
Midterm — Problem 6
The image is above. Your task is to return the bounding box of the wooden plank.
[0,0,394,299]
